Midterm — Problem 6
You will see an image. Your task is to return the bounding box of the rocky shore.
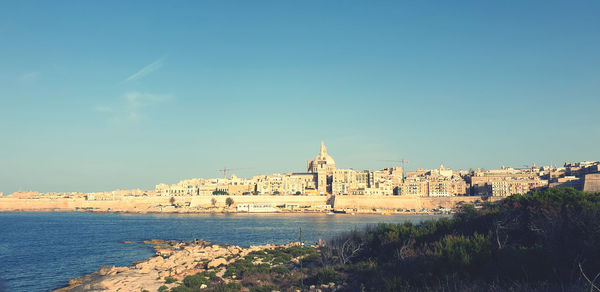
[54,239,336,292]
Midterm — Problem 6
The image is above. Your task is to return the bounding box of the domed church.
[307,141,337,193]
[307,141,337,173]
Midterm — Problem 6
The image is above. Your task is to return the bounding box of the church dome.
[314,141,335,165]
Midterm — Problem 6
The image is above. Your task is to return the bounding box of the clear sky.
[1,1,599,194]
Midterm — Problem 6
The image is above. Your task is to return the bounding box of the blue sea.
[0,212,439,291]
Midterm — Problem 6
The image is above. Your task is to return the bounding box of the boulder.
[208,257,228,268]
[97,266,115,276]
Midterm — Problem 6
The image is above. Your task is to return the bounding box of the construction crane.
[217,167,250,179]
[378,159,409,180]
[378,159,409,170]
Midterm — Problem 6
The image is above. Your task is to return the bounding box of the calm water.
[0,212,440,291]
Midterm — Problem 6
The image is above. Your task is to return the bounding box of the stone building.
[399,165,468,196]
[254,174,306,195]
[307,141,337,194]
[332,169,370,195]
[583,173,600,194]
[469,168,547,197]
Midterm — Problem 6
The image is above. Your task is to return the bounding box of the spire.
[320,141,327,155]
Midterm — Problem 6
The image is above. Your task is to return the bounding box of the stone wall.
[189,195,328,208]
[333,195,499,210]
[0,195,330,212]
[584,174,600,194]
[0,194,498,213]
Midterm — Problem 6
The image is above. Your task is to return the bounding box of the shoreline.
[0,208,452,216]
[53,239,321,292]
[0,194,492,215]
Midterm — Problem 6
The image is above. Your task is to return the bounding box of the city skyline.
[1,1,599,194]
[3,140,597,195]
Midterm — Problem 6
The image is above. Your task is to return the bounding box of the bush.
[322,188,600,290]
[249,284,277,292]
[213,282,242,292]
[158,286,168,292]
[182,273,210,288]
[164,276,176,284]
[316,268,338,284]
[270,265,290,275]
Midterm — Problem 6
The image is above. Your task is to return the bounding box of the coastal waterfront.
[0,212,440,291]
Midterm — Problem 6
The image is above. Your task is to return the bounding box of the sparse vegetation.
[316,268,338,284]
[249,284,277,292]
[319,187,600,290]
[213,282,242,292]
[170,271,220,291]
[225,197,234,207]
[222,245,319,290]
[102,187,600,291]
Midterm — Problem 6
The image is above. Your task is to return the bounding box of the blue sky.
[1,1,599,194]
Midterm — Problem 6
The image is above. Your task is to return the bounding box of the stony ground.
[55,240,280,292]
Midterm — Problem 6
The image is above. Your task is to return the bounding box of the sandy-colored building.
[400,165,467,197]
[307,142,337,193]
[469,168,547,197]
[332,169,370,195]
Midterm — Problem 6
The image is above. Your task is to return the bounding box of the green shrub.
[183,273,210,288]
[323,188,600,290]
[158,286,168,292]
[249,284,277,292]
[164,276,176,284]
[269,265,290,274]
[169,286,193,292]
[213,282,242,292]
[316,268,338,284]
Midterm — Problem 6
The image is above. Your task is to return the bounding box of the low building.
[236,204,278,213]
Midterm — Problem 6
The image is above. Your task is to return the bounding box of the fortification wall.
[0,195,496,213]
[0,195,329,212]
[583,174,600,194]
[189,195,328,207]
[333,195,497,210]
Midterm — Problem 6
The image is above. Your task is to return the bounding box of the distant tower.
[307,141,336,173]
[307,141,336,194]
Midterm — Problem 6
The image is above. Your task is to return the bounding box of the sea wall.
[188,195,328,207]
[0,195,329,213]
[332,195,499,210]
[0,195,496,213]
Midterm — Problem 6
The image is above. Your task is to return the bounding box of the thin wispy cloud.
[20,71,40,81]
[96,91,173,123]
[123,58,164,82]
[124,91,171,107]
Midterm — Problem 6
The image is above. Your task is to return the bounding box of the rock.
[200,283,207,289]
[321,284,329,288]
[208,257,228,268]
[139,267,151,274]
[329,282,336,288]
[97,266,115,275]
[121,241,133,244]
[144,239,169,245]
[108,267,128,275]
